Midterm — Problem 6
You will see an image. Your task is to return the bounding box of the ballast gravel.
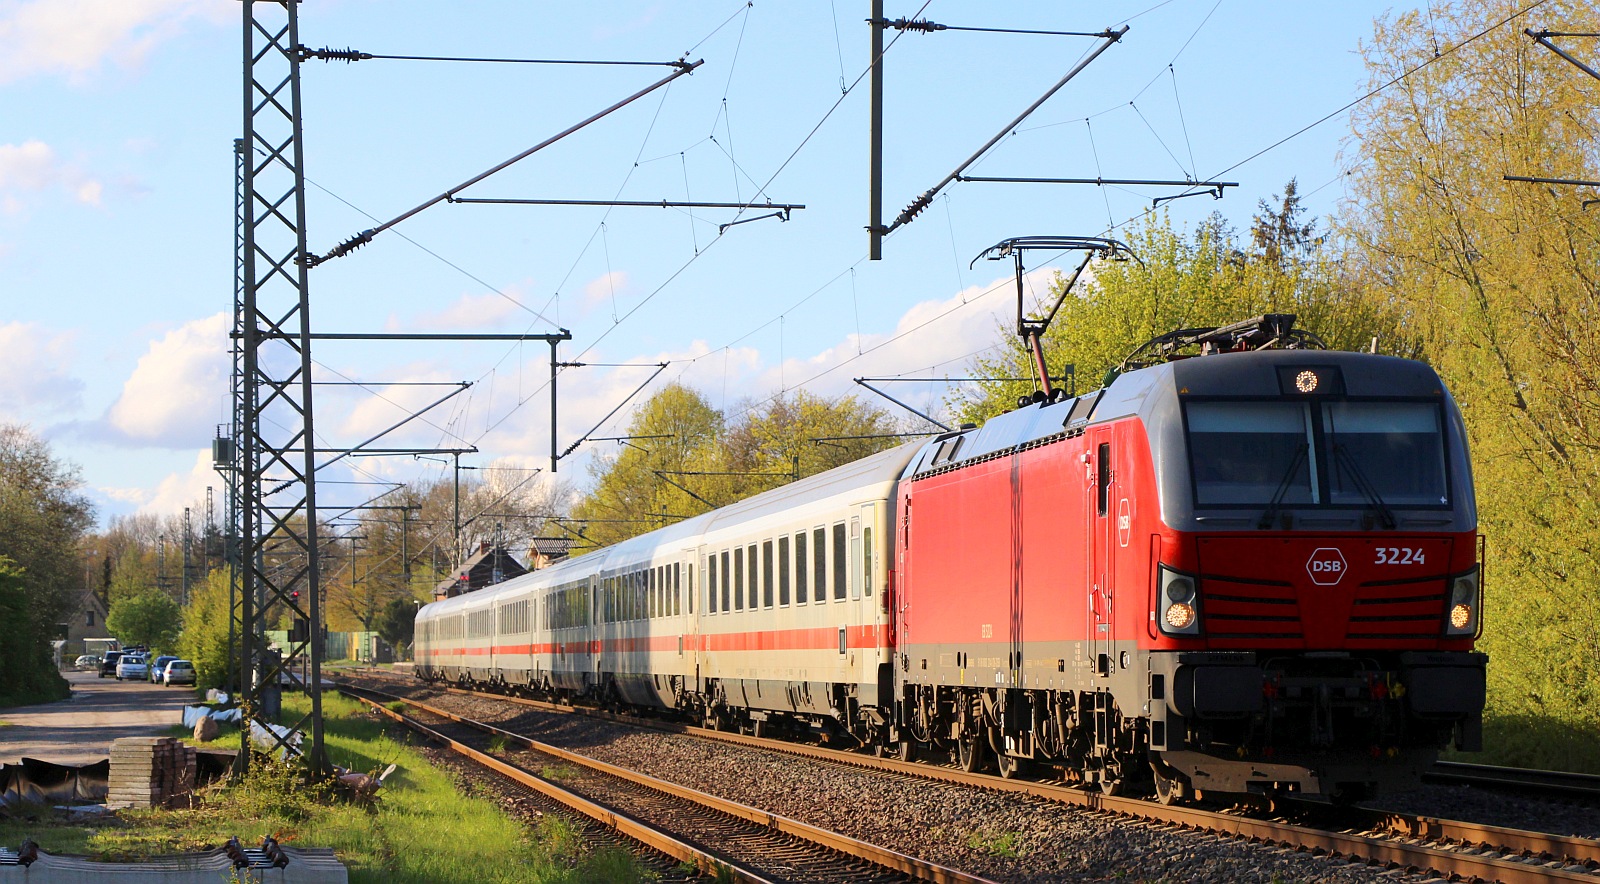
[342,676,1579,884]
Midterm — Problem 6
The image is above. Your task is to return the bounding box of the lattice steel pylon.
[236,0,328,774]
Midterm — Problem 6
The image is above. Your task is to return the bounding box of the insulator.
[887,17,945,34]
[301,45,371,63]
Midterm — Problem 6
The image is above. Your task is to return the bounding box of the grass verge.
[0,692,657,883]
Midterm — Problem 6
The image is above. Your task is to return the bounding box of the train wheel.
[956,731,987,773]
[898,739,918,763]
[1151,764,1184,806]
[996,753,1029,780]
[1098,756,1125,796]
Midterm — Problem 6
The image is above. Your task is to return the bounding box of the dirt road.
[0,669,195,764]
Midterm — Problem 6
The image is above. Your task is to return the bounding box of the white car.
[73,654,100,671]
[115,654,148,680]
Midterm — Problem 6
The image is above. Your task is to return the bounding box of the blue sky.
[1,0,1454,525]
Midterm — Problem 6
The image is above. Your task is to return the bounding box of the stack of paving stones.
[107,736,197,808]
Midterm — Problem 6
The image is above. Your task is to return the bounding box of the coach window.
[708,556,719,613]
[795,531,808,605]
[778,535,791,606]
[832,522,848,600]
[862,524,874,596]
[733,548,744,611]
[721,550,731,612]
[849,516,862,599]
[813,527,828,602]
[763,540,775,608]
[746,543,759,610]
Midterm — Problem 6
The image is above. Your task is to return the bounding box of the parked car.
[115,654,147,681]
[147,655,178,683]
[98,651,123,678]
[162,660,196,687]
[74,654,100,671]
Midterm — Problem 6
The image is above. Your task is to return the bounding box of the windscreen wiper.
[1332,444,1397,529]
[1257,443,1308,530]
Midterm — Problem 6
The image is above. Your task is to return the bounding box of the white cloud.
[331,366,467,442]
[0,0,230,86]
[406,292,522,332]
[105,312,229,446]
[0,321,85,415]
[99,485,151,505]
[139,449,215,516]
[747,270,1046,402]
[582,270,629,312]
[0,140,105,212]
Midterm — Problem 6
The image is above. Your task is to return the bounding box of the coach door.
[682,548,699,693]
[1089,430,1116,677]
[854,503,882,666]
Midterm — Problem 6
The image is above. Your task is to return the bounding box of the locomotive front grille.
[1200,575,1304,644]
[1346,577,1449,640]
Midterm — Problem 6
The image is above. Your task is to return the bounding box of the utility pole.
[238,0,327,775]
[182,506,193,607]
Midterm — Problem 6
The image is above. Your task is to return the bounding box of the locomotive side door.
[1089,430,1116,677]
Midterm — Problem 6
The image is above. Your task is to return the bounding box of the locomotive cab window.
[1323,401,1449,506]
[1184,399,1449,509]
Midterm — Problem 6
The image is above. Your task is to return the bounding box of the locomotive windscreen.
[1185,399,1449,508]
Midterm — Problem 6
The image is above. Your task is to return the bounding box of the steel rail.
[1427,760,1600,800]
[344,686,995,884]
[368,677,1600,883]
[346,690,771,883]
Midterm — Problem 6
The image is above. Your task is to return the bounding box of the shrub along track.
[343,684,993,884]
[341,671,1600,882]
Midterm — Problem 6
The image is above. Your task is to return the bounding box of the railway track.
[340,671,1600,883]
[341,684,993,884]
[1425,761,1600,801]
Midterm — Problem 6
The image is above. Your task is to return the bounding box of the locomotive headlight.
[1444,566,1481,636]
[1158,565,1201,637]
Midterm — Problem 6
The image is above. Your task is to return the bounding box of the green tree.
[176,569,234,691]
[1342,0,1600,769]
[570,383,725,549]
[0,424,94,704]
[108,588,182,652]
[376,596,418,652]
[0,557,68,705]
[951,210,1401,424]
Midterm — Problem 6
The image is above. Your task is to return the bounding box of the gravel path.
[0,670,192,764]
[353,677,1481,883]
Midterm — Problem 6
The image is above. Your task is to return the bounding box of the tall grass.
[2,692,657,883]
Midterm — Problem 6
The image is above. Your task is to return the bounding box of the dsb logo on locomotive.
[1305,548,1347,586]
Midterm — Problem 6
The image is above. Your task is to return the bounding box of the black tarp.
[0,757,109,808]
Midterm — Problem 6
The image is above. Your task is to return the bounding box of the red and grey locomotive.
[415,314,1485,802]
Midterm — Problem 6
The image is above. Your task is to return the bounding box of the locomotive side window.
[814,527,827,602]
[833,522,848,600]
[1322,402,1449,506]
[1186,401,1316,506]
[1097,443,1112,516]
[794,532,808,604]
[778,535,791,606]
